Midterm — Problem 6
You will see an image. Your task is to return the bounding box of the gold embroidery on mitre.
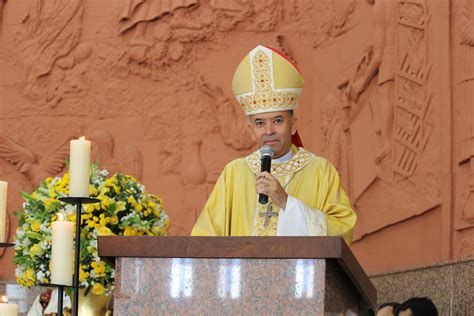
[246,147,315,177]
[254,202,279,236]
[238,50,300,114]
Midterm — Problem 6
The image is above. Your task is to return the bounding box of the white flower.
[37,271,45,281]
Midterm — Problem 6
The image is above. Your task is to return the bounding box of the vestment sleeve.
[191,167,229,236]
[277,160,356,245]
[315,160,356,244]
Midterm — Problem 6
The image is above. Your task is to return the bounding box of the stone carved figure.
[346,0,397,162]
[89,130,144,180]
[0,135,73,187]
[20,0,87,108]
[458,0,474,222]
[320,48,376,194]
[198,76,255,151]
[319,0,437,241]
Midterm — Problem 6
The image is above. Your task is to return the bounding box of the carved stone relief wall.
[0,0,466,279]
[454,0,474,259]
[316,0,450,273]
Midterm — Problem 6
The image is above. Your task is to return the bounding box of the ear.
[291,116,297,135]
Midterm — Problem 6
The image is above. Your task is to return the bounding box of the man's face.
[249,111,296,159]
[376,306,395,316]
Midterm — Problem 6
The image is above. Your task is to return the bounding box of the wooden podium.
[98,236,376,315]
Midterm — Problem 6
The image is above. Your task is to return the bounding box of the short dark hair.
[378,302,400,310]
[394,297,438,316]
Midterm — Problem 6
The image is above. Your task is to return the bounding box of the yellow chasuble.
[191,146,357,244]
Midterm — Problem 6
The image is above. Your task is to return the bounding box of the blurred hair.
[394,297,438,316]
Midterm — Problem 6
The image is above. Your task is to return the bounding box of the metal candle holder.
[59,196,100,316]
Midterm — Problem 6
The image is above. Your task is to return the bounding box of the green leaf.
[25,231,42,240]
[20,191,33,201]
[13,210,24,219]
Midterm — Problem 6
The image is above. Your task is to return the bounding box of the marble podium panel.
[113,258,359,315]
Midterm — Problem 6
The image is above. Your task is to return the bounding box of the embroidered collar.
[245,146,315,176]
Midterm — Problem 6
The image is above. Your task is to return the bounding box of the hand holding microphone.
[258,145,274,204]
[256,146,289,208]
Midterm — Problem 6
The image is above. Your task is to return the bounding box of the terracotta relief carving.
[19,0,88,108]
[89,130,144,180]
[0,0,5,34]
[0,135,72,187]
[198,76,255,151]
[312,0,356,48]
[320,0,439,241]
[118,0,199,46]
[393,0,432,178]
[457,0,474,227]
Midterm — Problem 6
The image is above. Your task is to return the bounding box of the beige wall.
[0,0,472,281]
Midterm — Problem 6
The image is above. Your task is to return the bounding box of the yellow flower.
[127,196,136,206]
[91,283,105,295]
[79,268,90,282]
[101,196,112,208]
[25,268,35,278]
[89,185,98,196]
[105,177,116,187]
[110,216,119,225]
[98,226,112,236]
[44,198,57,209]
[116,201,126,213]
[124,227,137,236]
[85,205,95,213]
[30,220,41,232]
[30,244,44,257]
[113,185,121,194]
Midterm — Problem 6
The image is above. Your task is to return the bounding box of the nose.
[264,121,274,135]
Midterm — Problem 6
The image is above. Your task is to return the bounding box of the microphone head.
[260,145,274,158]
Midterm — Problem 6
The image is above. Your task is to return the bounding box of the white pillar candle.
[69,137,91,197]
[0,296,19,316]
[0,181,7,243]
[50,214,73,286]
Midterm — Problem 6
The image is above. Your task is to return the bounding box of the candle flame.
[1,295,7,303]
[57,213,64,221]
[79,136,85,140]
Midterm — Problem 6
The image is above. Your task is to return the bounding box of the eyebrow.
[253,115,284,122]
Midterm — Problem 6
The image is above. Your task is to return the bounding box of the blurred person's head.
[376,302,399,316]
[394,297,438,316]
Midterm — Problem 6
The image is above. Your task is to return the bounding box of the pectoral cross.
[259,203,279,227]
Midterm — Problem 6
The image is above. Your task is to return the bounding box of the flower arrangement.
[13,164,169,296]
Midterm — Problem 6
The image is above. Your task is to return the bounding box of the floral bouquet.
[13,164,169,296]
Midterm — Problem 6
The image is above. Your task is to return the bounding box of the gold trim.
[245,147,315,177]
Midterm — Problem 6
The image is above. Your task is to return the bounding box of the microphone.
[259,145,274,204]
